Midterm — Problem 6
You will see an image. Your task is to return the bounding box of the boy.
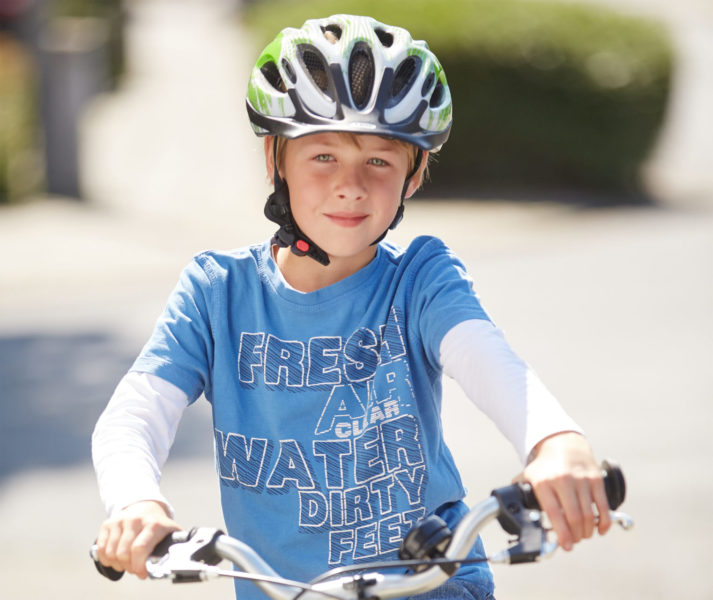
[93,15,611,600]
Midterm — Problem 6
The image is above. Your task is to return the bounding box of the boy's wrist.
[526,430,586,464]
[123,499,171,515]
[112,495,175,519]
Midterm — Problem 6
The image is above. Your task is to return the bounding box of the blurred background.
[0,0,711,598]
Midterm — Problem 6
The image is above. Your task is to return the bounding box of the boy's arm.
[93,372,188,514]
[439,319,611,550]
[439,319,583,462]
[92,372,189,577]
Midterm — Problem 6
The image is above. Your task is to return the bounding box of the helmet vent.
[421,72,435,96]
[391,56,421,101]
[374,28,394,48]
[430,80,445,107]
[349,43,374,109]
[282,58,297,84]
[260,61,286,92]
[299,46,331,94]
[321,24,342,43]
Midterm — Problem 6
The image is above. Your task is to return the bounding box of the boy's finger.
[576,479,596,539]
[130,525,173,579]
[553,480,585,544]
[129,535,152,579]
[100,522,124,572]
[115,520,142,572]
[95,525,110,564]
[591,476,612,535]
[534,484,573,551]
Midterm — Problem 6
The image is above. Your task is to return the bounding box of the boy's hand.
[95,500,182,579]
[516,432,612,552]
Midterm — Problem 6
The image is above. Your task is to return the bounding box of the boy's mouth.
[325,212,369,227]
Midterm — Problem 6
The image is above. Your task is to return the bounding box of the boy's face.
[267,132,423,265]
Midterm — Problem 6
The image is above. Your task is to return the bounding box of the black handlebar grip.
[601,460,626,509]
[517,482,539,510]
[151,530,190,556]
[517,460,626,511]
[92,558,125,581]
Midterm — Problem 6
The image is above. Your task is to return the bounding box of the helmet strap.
[370,149,423,246]
[264,138,330,266]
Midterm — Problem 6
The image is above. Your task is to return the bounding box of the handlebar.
[91,461,632,599]
[514,459,626,512]
[92,530,194,582]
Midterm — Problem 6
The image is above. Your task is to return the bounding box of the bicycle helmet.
[246,14,453,265]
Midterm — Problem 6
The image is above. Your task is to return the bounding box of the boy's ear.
[404,151,429,199]
[264,136,276,184]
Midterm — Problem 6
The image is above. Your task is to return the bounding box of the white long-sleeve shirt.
[92,319,581,516]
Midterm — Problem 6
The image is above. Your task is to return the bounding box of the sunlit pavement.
[1,1,711,598]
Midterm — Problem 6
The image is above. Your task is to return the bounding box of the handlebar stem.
[370,497,502,599]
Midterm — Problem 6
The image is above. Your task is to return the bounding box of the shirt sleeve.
[131,256,215,402]
[439,319,583,464]
[92,371,189,516]
[411,239,491,368]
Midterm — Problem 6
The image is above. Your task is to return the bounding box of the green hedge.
[0,36,41,204]
[243,0,673,197]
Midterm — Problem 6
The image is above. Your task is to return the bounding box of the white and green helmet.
[246,14,453,151]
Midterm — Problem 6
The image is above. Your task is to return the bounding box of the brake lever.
[487,509,550,564]
[489,508,634,565]
[146,528,224,583]
[609,510,634,530]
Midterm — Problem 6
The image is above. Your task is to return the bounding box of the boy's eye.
[368,157,388,167]
[315,154,333,162]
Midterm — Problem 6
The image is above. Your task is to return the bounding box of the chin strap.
[264,139,330,266]
[370,149,423,246]
[263,139,423,266]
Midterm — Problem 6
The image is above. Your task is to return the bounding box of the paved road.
[1,1,712,598]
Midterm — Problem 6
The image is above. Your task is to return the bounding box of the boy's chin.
[320,243,378,265]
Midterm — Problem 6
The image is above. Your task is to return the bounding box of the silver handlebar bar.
[91,462,633,600]
[97,498,631,600]
[135,496,504,600]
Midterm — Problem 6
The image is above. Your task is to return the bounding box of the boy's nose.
[335,165,367,200]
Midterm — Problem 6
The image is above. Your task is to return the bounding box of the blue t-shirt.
[133,235,493,597]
